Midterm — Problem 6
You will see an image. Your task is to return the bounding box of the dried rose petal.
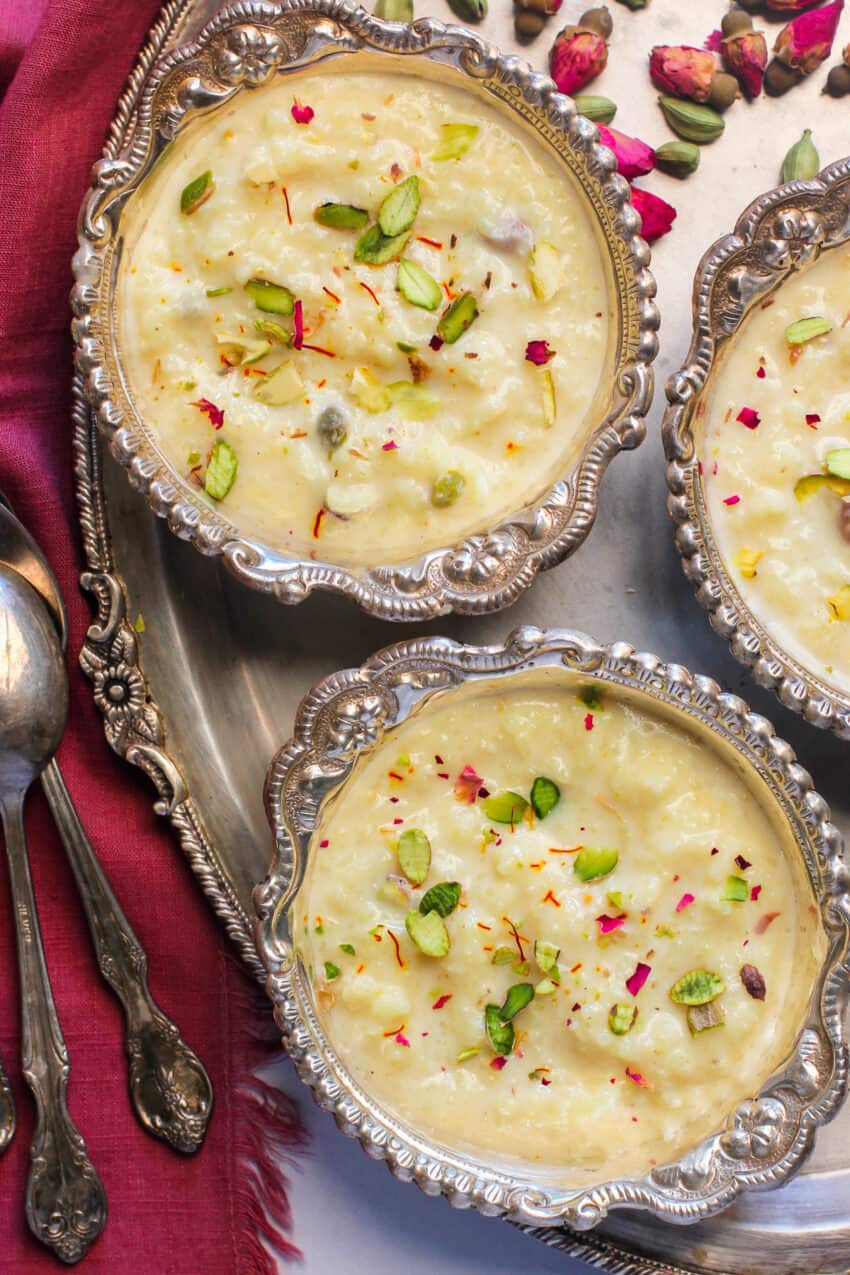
[395,1031,411,1046]
[584,712,594,731]
[774,0,843,76]
[630,187,677,244]
[190,397,225,429]
[751,884,763,900]
[724,494,741,506]
[490,1055,507,1071]
[596,914,626,935]
[676,892,695,913]
[525,339,557,366]
[737,406,760,429]
[550,25,609,96]
[597,124,656,180]
[649,45,716,103]
[704,29,723,54]
[756,365,767,378]
[723,30,768,98]
[740,963,767,1000]
[429,335,444,352]
[292,298,304,349]
[454,765,483,804]
[735,854,751,870]
[626,961,651,997]
[432,994,453,1010]
[625,1066,650,1088]
[755,911,780,934]
[291,98,315,124]
[806,412,821,426]
[382,440,399,452]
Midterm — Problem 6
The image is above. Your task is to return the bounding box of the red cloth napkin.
[0,4,306,1271]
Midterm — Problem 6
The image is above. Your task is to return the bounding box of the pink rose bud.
[704,30,723,54]
[550,25,609,96]
[649,45,716,103]
[597,124,656,179]
[630,187,677,244]
[723,29,768,97]
[774,0,843,75]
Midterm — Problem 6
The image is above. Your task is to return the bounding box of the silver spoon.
[0,563,106,1262]
[0,496,213,1152]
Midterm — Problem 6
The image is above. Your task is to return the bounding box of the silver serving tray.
[71,1,850,1272]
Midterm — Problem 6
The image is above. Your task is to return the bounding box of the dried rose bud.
[550,24,608,95]
[723,29,768,97]
[649,45,716,103]
[773,0,843,77]
[597,124,656,180]
[630,186,676,243]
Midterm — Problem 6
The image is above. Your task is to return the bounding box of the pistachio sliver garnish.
[456,1046,480,1064]
[481,790,529,824]
[721,874,749,903]
[204,439,238,501]
[206,285,232,298]
[386,381,439,420]
[405,908,450,957]
[530,776,560,820]
[397,827,431,885]
[499,982,535,1021]
[485,1005,514,1055]
[670,969,725,1006]
[431,471,465,508]
[378,175,421,237]
[687,1001,725,1035]
[794,473,850,502]
[608,1003,638,1035]
[432,123,479,162]
[541,369,556,428]
[534,939,560,974]
[253,361,304,406]
[254,318,291,344]
[244,277,295,316]
[534,978,558,995]
[180,169,215,215]
[419,881,461,918]
[397,259,442,311]
[785,315,833,346]
[216,332,271,365]
[324,961,341,981]
[396,340,417,353]
[528,241,564,304]
[350,366,392,413]
[339,943,356,955]
[354,223,411,266]
[826,448,850,480]
[573,846,618,882]
[491,946,516,966]
[436,292,478,345]
[314,202,370,229]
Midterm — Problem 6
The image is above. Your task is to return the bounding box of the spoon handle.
[0,1048,14,1154]
[0,793,106,1263]
[40,761,213,1154]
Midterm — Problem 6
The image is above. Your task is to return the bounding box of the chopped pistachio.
[828,585,850,621]
[354,223,411,266]
[534,939,560,973]
[378,878,409,907]
[397,258,442,311]
[794,472,850,503]
[431,470,465,508]
[339,943,356,956]
[491,946,517,966]
[313,202,370,229]
[534,978,558,995]
[216,332,271,365]
[785,315,832,346]
[721,875,749,903]
[186,450,201,466]
[432,123,479,162]
[324,961,341,981]
[670,969,725,1006]
[378,176,421,237]
[204,439,238,500]
[180,169,215,215]
[573,846,618,882]
[386,380,439,419]
[317,405,348,450]
[608,1003,638,1035]
[530,776,560,820]
[206,285,232,297]
[244,277,295,316]
[499,983,535,1021]
[481,790,529,824]
[485,1004,514,1055]
[254,318,291,344]
[396,340,417,353]
[528,241,564,304]
[397,827,431,885]
[405,908,450,957]
[456,1046,480,1064]
[437,292,478,345]
[254,360,304,406]
[606,890,625,914]
[350,366,391,413]
[512,960,531,977]
[826,448,850,480]
[419,881,461,918]
[541,369,556,427]
[687,1001,725,1035]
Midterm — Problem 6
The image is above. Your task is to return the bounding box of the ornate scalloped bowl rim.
[663,161,850,739]
[71,0,658,622]
[255,625,850,1231]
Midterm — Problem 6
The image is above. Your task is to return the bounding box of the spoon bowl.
[0,564,67,785]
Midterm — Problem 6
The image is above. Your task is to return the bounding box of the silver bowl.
[71,0,658,622]
[256,625,850,1231]
[664,161,850,738]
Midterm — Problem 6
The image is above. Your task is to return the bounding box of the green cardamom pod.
[446,0,487,22]
[574,94,618,124]
[374,0,414,19]
[658,95,724,145]
[655,140,700,179]
[781,128,819,184]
